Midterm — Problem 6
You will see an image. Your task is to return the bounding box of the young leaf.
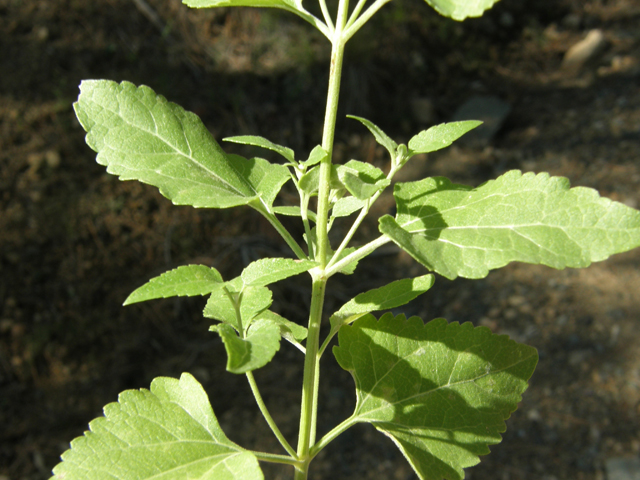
[332,196,366,218]
[347,115,398,159]
[203,286,272,331]
[301,145,328,168]
[255,310,308,341]
[52,373,263,480]
[224,135,295,164]
[241,258,317,287]
[299,164,343,195]
[380,170,640,280]
[329,246,360,275]
[124,265,223,305]
[74,80,289,210]
[423,0,502,21]
[337,160,390,200]
[330,274,435,329]
[212,319,281,374]
[333,314,538,480]
[407,121,482,156]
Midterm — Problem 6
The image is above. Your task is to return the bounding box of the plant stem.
[261,210,309,260]
[246,371,298,459]
[324,234,391,278]
[309,414,359,457]
[343,0,392,41]
[251,450,303,467]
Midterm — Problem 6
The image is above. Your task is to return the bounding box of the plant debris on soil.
[1,0,639,479]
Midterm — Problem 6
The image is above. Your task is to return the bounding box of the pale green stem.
[324,234,391,278]
[309,414,359,458]
[343,0,392,42]
[318,0,335,33]
[301,194,314,258]
[251,450,303,467]
[246,371,298,458]
[260,210,309,260]
[345,0,369,29]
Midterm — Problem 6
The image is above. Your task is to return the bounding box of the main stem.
[294,2,349,477]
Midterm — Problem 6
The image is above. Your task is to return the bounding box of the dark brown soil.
[1,0,639,479]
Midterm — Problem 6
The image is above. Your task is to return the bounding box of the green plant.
[52,0,640,478]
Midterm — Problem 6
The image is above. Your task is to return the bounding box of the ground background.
[1,0,639,479]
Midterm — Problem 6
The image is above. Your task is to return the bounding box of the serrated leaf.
[380,170,640,280]
[332,196,366,218]
[273,206,318,223]
[74,80,289,210]
[407,121,482,156]
[424,0,501,21]
[203,286,272,331]
[347,115,398,159]
[337,160,390,200]
[124,265,223,305]
[330,274,435,329]
[52,373,263,480]
[224,135,295,164]
[241,258,317,287]
[212,319,281,373]
[333,314,538,480]
[253,310,307,352]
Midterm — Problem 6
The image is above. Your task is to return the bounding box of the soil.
[1,0,640,479]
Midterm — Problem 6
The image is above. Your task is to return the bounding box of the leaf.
[423,0,502,21]
[299,164,343,195]
[407,121,482,156]
[332,197,366,218]
[337,160,390,200]
[52,373,263,480]
[330,246,360,275]
[241,258,317,287]
[302,145,328,168]
[224,135,295,164]
[330,275,435,329]
[212,320,281,374]
[203,286,272,331]
[74,80,289,210]
[380,170,640,280]
[347,115,398,159]
[333,314,538,480]
[124,265,223,305]
[273,206,318,223]
[255,310,307,341]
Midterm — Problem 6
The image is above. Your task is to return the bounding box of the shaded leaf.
[332,197,366,218]
[337,160,389,200]
[347,115,398,159]
[241,258,317,287]
[334,314,537,480]
[75,80,289,210]
[52,373,263,480]
[423,0,502,21]
[408,121,482,156]
[124,265,223,305]
[224,135,295,164]
[380,171,640,280]
[299,164,343,195]
[212,320,281,374]
[253,310,307,352]
[203,286,272,331]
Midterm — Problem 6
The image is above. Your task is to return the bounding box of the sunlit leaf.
[380,170,640,280]
[337,160,389,200]
[124,265,223,305]
[334,314,537,480]
[301,145,328,168]
[255,309,307,342]
[203,286,272,331]
[347,115,398,159]
[241,258,317,287]
[212,320,281,374]
[423,0,502,21]
[52,373,263,480]
[332,196,365,218]
[407,121,482,156]
[299,165,343,195]
[224,135,295,164]
[75,80,289,210]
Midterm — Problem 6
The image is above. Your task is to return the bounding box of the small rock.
[451,95,511,147]
[605,457,640,480]
[562,29,607,72]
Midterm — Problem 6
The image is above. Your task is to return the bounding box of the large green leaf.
[334,314,537,480]
[330,274,435,329]
[380,170,640,280]
[241,258,317,287]
[124,265,223,305]
[424,0,502,21]
[52,373,263,480]
[212,319,281,374]
[74,80,289,210]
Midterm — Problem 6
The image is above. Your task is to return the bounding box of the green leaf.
[52,373,263,480]
[333,314,538,480]
[212,319,281,374]
[124,265,223,305]
[407,121,482,156]
[301,145,328,168]
[332,196,366,218]
[330,246,360,275]
[203,286,272,331]
[299,164,343,195]
[253,310,307,352]
[273,206,318,223]
[74,80,289,210]
[337,160,390,200]
[347,115,398,159]
[380,170,640,280]
[330,274,435,330]
[224,135,295,164]
[423,0,502,21]
[241,258,317,287]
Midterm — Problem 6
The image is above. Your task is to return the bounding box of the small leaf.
[407,121,482,156]
[75,80,290,210]
[224,135,295,164]
[52,373,263,480]
[381,170,640,280]
[423,0,502,21]
[299,165,343,195]
[273,206,318,222]
[330,246,359,275]
[334,314,538,480]
[124,265,223,305]
[332,197,366,218]
[254,310,307,352]
[203,286,272,331]
[241,258,317,287]
[347,115,398,159]
[337,160,390,200]
[301,145,328,168]
[330,274,435,329]
[212,320,281,373]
